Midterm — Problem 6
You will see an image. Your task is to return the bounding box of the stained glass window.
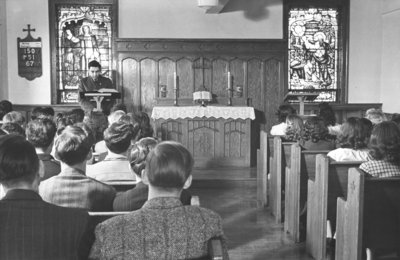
[55,4,113,103]
[288,8,339,102]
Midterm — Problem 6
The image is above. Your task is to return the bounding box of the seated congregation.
[0,101,228,260]
[266,102,400,259]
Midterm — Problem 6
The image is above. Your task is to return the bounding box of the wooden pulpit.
[79,91,121,112]
[284,92,319,115]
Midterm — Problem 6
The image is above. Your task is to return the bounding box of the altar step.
[191,167,256,189]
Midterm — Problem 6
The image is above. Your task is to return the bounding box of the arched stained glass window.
[49,0,117,104]
[288,7,341,102]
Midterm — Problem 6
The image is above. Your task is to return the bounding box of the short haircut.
[3,111,25,127]
[132,111,154,140]
[54,125,94,166]
[369,121,400,164]
[104,122,135,154]
[66,109,85,124]
[146,141,193,189]
[83,112,108,143]
[337,117,372,150]
[129,137,158,177]
[108,110,126,125]
[88,60,101,69]
[31,106,54,120]
[1,122,26,137]
[0,100,13,120]
[26,118,57,149]
[276,104,296,123]
[318,102,336,126]
[301,116,335,143]
[0,134,39,184]
[365,108,387,125]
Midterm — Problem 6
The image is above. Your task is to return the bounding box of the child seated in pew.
[360,121,400,178]
[113,137,191,211]
[283,114,303,142]
[299,116,336,150]
[328,117,373,161]
[270,104,296,136]
[365,108,387,125]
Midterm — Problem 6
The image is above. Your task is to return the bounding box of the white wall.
[119,0,283,39]
[348,0,382,104]
[5,0,51,104]
[0,0,8,100]
[380,1,400,113]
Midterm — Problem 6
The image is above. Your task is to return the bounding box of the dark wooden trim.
[115,38,287,54]
[48,0,118,104]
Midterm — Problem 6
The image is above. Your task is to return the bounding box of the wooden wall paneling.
[140,58,157,113]
[203,58,212,94]
[121,58,139,112]
[193,58,204,92]
[264,58,284,132]
[158,58,175,99]
[230,58,245,105]
[159,119,183,143]
[176,58,194,98]
[212,58,229,102]
[224,120,243,158]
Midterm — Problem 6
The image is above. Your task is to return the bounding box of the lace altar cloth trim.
[151,106,255,120]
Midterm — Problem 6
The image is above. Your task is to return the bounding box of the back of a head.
[133,111,153,139]
[83,112,108,143]
[26,118,57,149]
[1,122,26,137]
[365,108,387,125]
[338,117,372,150]
[0,100,13,120]
[146,141,193,189]
[55,125,94,166]
[285,114,304,141]
[301,116,333,143]
[104,122,135,154]
[3,111,25,127]
[0,134,39,186]
[108,110,126,125]
[129,137,158,177]
[277,104,296,123]
[67,109,85,123]
[369,121,400,164]
[318,102,336,126]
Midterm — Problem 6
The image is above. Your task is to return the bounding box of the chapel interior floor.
[189,167,312,260]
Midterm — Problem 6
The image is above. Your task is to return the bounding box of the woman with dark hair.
[132,111,154,140]
[270,104,296,136]
[318,102,341,135]
[359,121,400,177]
[300,116,336,150]
[328,117,373,161]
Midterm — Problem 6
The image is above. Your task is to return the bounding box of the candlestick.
[173,72,177,90]
[227,71,232,106]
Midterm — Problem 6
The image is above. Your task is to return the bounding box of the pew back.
[306,155,362,260]
[257,130,269,206]
[336,169,400,260]
[269,136,295,223]
[284,145,330,242]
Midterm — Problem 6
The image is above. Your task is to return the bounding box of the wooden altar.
[152,106,255,168]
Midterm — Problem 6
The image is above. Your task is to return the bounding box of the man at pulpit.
[78,60,114,115]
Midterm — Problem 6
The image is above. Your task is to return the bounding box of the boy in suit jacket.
[90,141,228,259]
[39,125,116,211]
[0,134,94,260]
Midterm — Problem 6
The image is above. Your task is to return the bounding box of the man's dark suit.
[113,181,192,211]
[78,75,114,114]
[0,189,93,260]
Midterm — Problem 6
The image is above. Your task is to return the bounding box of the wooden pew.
[306,155,362,260]
[257,130,269,207]
[269,136,295,223]
[336,168,400,260]
[284,144,330,242]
